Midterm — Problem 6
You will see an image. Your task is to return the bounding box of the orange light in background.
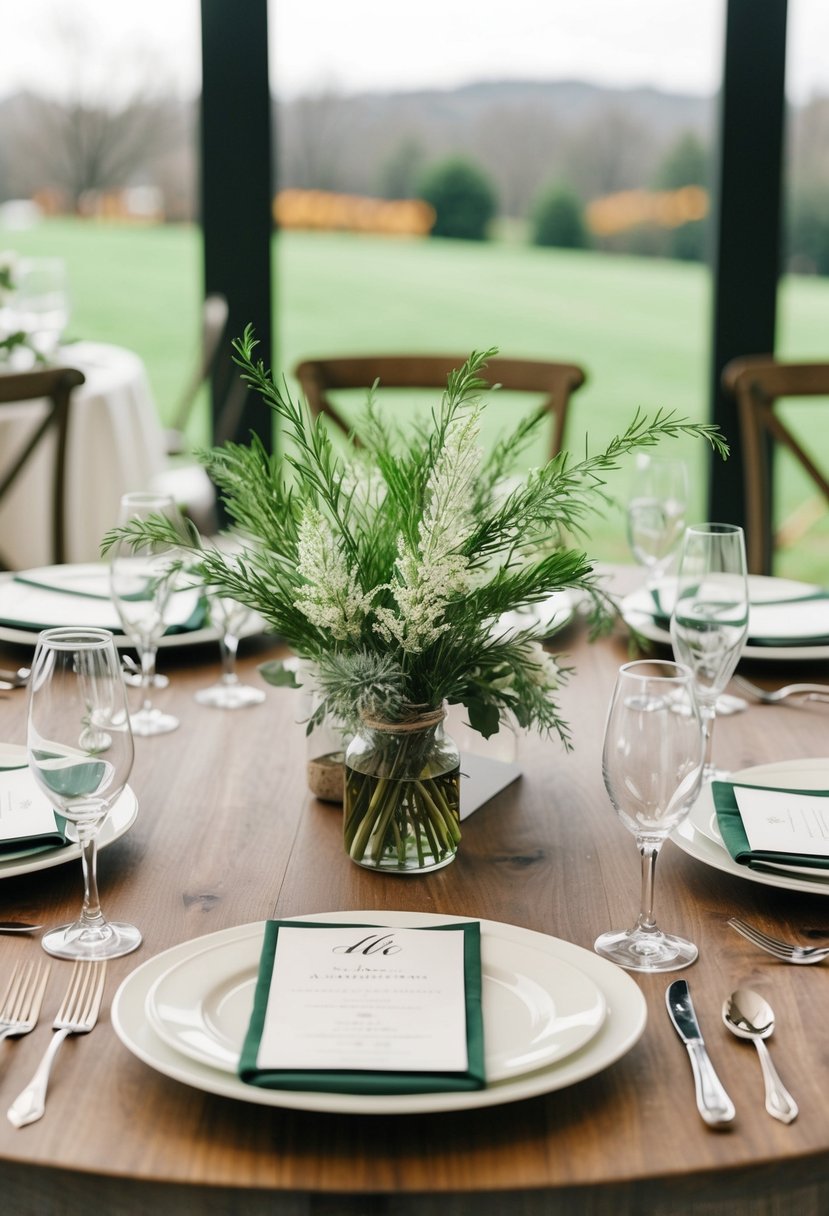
[273,190,435,236]
[587,186,708,236]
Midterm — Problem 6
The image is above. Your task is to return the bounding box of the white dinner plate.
[145,924,607,1084]
[672,757,829,894]
[112,911,647,1116]
[621,574,829,661]
[0,762,138,879]
[0,564,264,650]
[497,591,574,641]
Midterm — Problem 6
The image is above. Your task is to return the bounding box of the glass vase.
[343,709,461,873]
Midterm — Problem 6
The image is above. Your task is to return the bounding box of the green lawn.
[6,219,829,578]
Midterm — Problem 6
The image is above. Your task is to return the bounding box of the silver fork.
[0,960,51,1044]
[728,917,829,964]
[7,959,107,1128]
[732,675,829,704]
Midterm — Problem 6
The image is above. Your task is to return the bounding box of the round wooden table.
[0,597,828,1215]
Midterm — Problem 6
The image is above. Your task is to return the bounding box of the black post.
[708,0,787,528]
[199,0,273,448]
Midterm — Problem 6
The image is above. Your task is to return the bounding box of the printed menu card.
[713,781,829,870]
[0,767,68,854]
[239,920,485,1094]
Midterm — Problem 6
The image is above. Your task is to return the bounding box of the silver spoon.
[0,668,30,688]
[722,989,798,1123]
[0,922,42,934]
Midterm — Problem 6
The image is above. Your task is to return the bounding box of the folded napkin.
[712,780,829,874]
[0,755,69,855]
[239,919,485,1095]
[0,570,208,635]
[649,586,829,647]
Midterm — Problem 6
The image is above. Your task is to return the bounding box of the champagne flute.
[670,523,749,783]
[27,627,140,959]
[594,659,704,972]
[109,491,182,737]
[626,453,688,589]
[195,595,265,709]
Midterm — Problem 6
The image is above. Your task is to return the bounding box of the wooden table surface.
[1,579,829,1216]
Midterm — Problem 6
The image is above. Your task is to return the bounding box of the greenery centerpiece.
[105,332,726,872]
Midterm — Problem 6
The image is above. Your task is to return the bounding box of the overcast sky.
[0,1,826,104]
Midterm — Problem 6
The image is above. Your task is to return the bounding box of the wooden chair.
[293,354,587,461]
[164,293,229,456]
[0,365,85,568]
[722,356,829,574]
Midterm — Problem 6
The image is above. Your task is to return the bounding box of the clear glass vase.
[343,709,461,873]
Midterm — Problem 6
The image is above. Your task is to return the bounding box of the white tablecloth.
[0,342,213,569]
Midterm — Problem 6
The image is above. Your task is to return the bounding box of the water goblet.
[14,257,70,359]
[27,627,140,959]
[109,491,184,736]
[626,453,688,588]
[669,523,749,782]
[195,596,265,709]
[594,659,704,972]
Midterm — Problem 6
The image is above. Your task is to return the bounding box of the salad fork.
[728,917,829,963]
[0,960,51,1044]
[732,675,829,704]
[7,959,106,1127]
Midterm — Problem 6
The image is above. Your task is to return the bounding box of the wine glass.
[195,595,265,708]
[626,453,688,589]
[594,659,704,972]
[14,257,70,359]
[669,523,749,783]
[109,491,184,736]
[27,627,140,959]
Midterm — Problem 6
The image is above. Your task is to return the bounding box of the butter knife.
[666,980,736,1127]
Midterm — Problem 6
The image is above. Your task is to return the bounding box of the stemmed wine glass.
[594,659,704,972]
[109,491,184,737]
[626,453,688,589]
[670,523,749,783]
[27,627,140,959]
[195,596,265,709]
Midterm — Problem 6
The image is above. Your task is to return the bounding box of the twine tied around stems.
[360,706,446,734]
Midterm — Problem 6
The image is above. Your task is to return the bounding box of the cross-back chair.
[293,354,587,461]
[722,355,829,574]
[0,365,85,568]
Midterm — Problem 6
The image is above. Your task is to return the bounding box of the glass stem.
[635,839,662,935]
[78,830,105,931]
[700,703,717,781]
[220,632,240,686]
[139,645,157,714]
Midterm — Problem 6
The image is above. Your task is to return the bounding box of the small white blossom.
[520,640,560,691]
[374,406,482,653]
[294,506,373,641]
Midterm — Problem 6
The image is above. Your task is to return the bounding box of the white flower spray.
[294,505,373,642]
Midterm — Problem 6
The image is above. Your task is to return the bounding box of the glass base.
[594,926,698,972]
[130,707,179,736]
[352,849,458,875]
[194,682,266,709]
[42,919,142,960]
[122,670,169,690]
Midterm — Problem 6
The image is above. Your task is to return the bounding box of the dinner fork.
[732,675,829,704]
[0,960,50,1044]
[728,917,829,964]
[7,959,107,1128]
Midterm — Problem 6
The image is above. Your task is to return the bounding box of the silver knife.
[666,979,736,1127]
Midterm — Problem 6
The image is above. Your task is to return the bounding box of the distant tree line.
[1,76,829,273]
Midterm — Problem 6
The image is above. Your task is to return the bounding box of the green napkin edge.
[239,919,485,1095]
[712,780,829,871]
[0,759,70,854]
[649,587,829,647]
[5,577,208,636]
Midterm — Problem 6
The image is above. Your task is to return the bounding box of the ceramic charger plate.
[112,910,647,1116]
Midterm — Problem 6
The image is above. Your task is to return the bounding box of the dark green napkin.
[239,919,485,1095]
[712,780,829,872]
[649,587,829,647]
[0,755,69,855]
[6,576,208,635]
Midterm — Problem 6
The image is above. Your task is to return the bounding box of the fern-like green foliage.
[102,333,728,745]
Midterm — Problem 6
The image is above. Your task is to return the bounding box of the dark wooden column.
[708,0,788,527]
[199,0,273,449]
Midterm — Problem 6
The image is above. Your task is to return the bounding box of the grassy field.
[6,218,829,577]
